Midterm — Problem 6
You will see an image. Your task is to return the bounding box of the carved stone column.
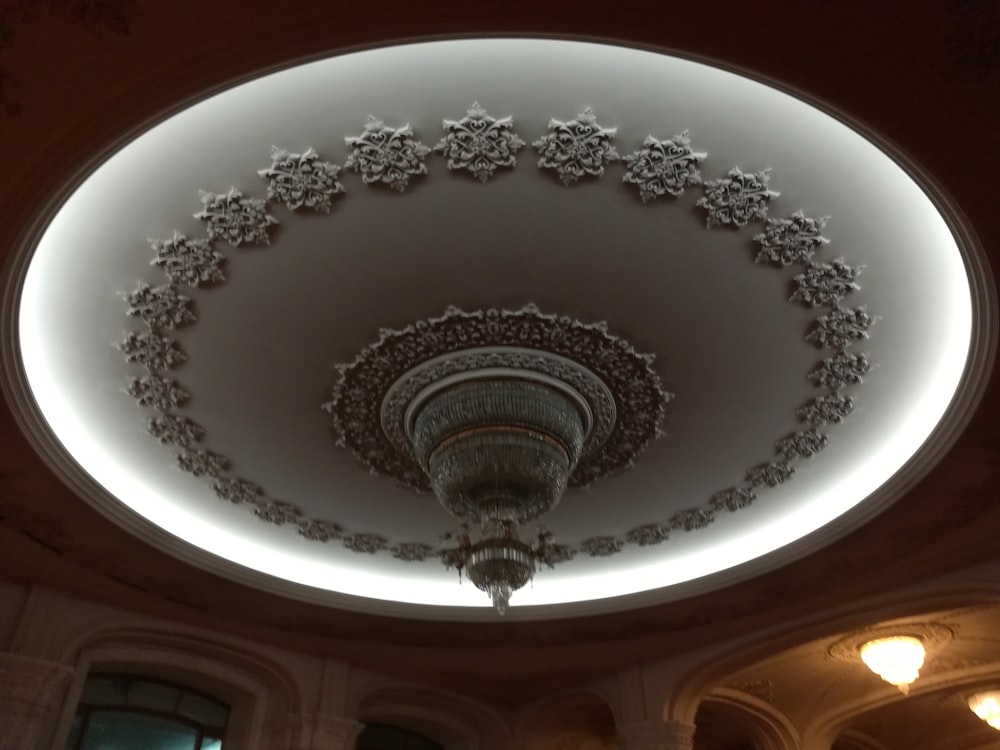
[618,719,696,750]
[288,713,365,750]
[0,653,75,750]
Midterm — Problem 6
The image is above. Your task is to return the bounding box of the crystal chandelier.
[860,636,926,694]
[328,305,670,613]
[411,378,585,614]
[968,690,1000,731]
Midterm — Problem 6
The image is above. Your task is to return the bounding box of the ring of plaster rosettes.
[119,103,874,564]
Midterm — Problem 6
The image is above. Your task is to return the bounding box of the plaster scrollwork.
[147,414,205,448]
[580,536,624,557]
[326,304,670,492]
[709,486,757,513]
[297,519,344,542]
[391,542,435,562]
[669,508,715,531]
[625,523,671,546]
[252,499,302,525]
[435,102,526,182]
[797,393,855,426]
[119,330,186,371]
[150,232,226,287]
[258,146,345,212]
[807,306,876,349]
[534,107,619,185]
[213,477,264,505]
[745,460,795,488]
[809,351,872,389]
[696,167,779,228]
[790,258,863,307]
[754,210,830,266]
[622,130,706,202]
[125,283,196,330]
[176,449,229,478]
[343,532,389,554]
[775,429,828,460]
[127,375,189,411]
[194,188,277,246]
[345,116,431,192]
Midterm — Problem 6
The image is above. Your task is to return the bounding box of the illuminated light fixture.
[860,636,926,694]
[968,690,1000,731]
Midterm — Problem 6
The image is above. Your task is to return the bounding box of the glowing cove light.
[860,636,926,694]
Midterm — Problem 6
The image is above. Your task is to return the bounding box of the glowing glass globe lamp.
[859,636,926,694]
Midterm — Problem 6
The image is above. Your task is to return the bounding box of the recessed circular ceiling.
[4,38,988,620]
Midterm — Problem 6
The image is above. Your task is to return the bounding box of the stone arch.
[353,685,511,750]
[662,580,1000,725]
[515,690,620,750]
[697,690,799,750]
[53,624,301,750]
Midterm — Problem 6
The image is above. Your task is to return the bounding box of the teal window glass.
[67,674,228,750]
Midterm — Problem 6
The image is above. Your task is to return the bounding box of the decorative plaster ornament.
[807,307,876,349]
[118,331,185,372]
[391,542,435,562]
[327,305,670,493]
[147,414,204,448]
[176,449,229,478]
[127,375,189,411]
[791,258,863,307]
[697,167,780,228]
[580,536,624,557]
[125,284,195,331]
[796,393,855,426]
[435,103,526,182]
[625,523,671,546]
[775,429,829,460]
[345,116,431,192]
[252,499,302,526]
[534,107,619,185]
[150,232,226,287]
[297,519,344,543]
[809,351,872,389]
[745,461,795,488]
[669,508,715,531]
[621,131,706,202]
[709,487,758,513]
[212,478,264,505]
[343,533,389,555]
[754,210,830,266]
[258,147,345,212]
[194,188,277,246]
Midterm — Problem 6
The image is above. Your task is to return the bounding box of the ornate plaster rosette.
[325,305,672,491]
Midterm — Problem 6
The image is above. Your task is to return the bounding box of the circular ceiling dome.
[3,38,989,620]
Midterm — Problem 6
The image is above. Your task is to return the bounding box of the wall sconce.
[859,636,926,694]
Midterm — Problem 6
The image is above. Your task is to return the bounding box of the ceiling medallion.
[111,96,876,610]
[325,305,671,612]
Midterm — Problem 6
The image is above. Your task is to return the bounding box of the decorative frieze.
[754,210,829,266]
[150,232,226,287]
[745,461,794,488]
[791,258,863,307]
[119,331,186,372]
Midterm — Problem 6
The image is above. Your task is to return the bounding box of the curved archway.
[54,625,302,750]
[355,686,511,750]
[516,691,620,750]
[696,691,799,750]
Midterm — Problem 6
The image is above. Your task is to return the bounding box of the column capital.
[290,712,365,750]
[618,718,696,750]
[0,653,75,750]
